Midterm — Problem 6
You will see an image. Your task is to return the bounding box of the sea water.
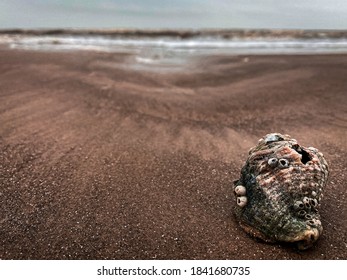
[4,35,347,54]
[2,34,347,69]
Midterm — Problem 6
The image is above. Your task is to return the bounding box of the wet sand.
[0,48,346,259]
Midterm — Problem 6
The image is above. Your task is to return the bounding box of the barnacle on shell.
[237,196,248,207]
[278,158,289,168]
[233,133,329,250]
[310,198,318,208]
[293,201,304,210]
[234,185,247,196]
[298,210,306,217]
[267,158,278,167]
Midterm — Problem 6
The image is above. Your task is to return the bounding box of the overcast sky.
[1,0,347,30]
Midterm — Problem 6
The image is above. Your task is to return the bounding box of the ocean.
[2,29,347,69]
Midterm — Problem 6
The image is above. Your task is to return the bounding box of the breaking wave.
[3,35,347,55]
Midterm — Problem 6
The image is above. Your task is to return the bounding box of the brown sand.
[0,48,346,260]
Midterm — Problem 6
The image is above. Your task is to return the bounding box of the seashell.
[233,133,329,250]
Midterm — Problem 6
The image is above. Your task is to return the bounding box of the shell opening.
[300,149,312,164]
[293,145,312,164]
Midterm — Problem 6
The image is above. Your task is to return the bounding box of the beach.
[0,45,346,259]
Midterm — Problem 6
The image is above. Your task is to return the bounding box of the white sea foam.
[4,35,347,55]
